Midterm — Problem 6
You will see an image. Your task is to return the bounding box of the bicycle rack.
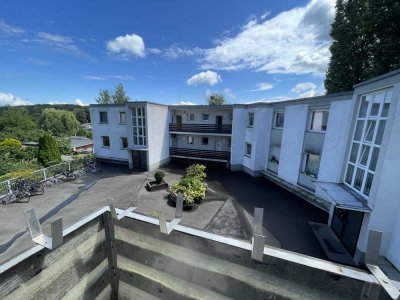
[24,208,63,250]
[158,193,183,235]
[251,207,266,262]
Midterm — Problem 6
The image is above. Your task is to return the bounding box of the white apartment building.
[90,69,400,270]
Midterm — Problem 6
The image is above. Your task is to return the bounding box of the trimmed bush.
[154,170,165,184]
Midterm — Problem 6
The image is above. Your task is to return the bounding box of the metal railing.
[169,123,232,134]
[170,147,231,161]
[0,156,91,197]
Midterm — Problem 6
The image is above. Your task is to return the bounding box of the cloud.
[291,82,325,97]
[0,20,24,35]
[223,88,236,99]
[22,57,50,65]
[75,99,88,106]
[106,33,145,58]
[0,93,32,106]
[251,82,274,92]
[82,75,133,80]
[201,0,335,75]
[163,45,206,59]
[187,71,221,86]
[172,101,196,105]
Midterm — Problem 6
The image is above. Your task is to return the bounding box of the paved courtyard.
[0,162,328,265]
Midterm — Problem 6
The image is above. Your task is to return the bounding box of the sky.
[0,0,336,106]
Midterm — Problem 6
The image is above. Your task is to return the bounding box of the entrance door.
[132,151,141,169]
[216,115,222,130]
[214,140,222,151]
[331,208,364,255]
[176,115,182,131]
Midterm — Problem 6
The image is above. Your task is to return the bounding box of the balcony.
[169,123,232,134]
[170,147,231,162]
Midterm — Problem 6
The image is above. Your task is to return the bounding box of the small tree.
[154,170,165,184]
[113,84,130,103]
[38,133,61,166]
[96,89,113,104]
[207,93,227,105]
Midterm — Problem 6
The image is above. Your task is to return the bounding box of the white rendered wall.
[278,104,308,185]
[318,99,353,182]
[146,104,170,170]
[90,106,129,162]
[387,211,400,269]
[230,108,246,167]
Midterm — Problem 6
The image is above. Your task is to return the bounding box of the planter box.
[267,161,279,174]
[146,180,168,191]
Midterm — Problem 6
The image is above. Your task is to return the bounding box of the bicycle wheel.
[31,183,44,195]
[18,191,30,203]
[6,193,17,204]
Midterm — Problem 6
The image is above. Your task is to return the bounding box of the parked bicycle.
[54,170,77,182]
[84,162,99,174]
[2,181,31,205]
[17,179,44,196]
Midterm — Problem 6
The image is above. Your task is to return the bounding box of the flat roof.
[353,68,400,88]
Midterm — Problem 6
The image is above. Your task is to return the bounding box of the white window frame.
[202,113,210,121]
[132,107,147,146]
[121,137,128,149]
[309,110,329,132]
[344,89,392,198]
[101,136,110,148]
[245,143,252,157]
[119,111,126,124]
[248,112,254,127]
[274,111,285,129]
[187,113,195,121]
[302,153,320,178]
[187,136,195,145]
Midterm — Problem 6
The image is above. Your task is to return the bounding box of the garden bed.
[146,180,168,191]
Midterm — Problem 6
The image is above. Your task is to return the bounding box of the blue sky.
[0,0,335,106]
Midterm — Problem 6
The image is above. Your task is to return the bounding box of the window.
[303,153,320,178]
[201,137,208,145]
[245,143,252,157]
[248,112,254,127]
[99,111,108,123]
[132,107,147,146]
[119,112,126,124]
[229,113,233,122]
[102,136,110,147]
[121,137,128,148]
[187,113,195,121]
[310,110,329,132]
[274,112,284,128]
[344,89,392,197]
[187,136,194,144]
[202,113,209,121]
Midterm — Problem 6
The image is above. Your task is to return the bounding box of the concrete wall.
[318,99,353,182]
[230,108,246,168]
[171,108,232,124]
[90,106,130,162]
[278,105,308,185]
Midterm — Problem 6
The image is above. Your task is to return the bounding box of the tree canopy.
[96,84,130,104]
[325,0,400,93]
[39,108,81,137]
[0,108,42,142]
[37,133,61,166]
[207,92,227,105]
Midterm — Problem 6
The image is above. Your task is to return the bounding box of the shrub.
[185,164,206,180]
[179,176,193,187]
[154,170,165,184]
[0,138,22,149]
[38,133,62,167]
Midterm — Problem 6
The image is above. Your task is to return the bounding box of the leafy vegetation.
[169,164,207,206]
[96,84,130,104]
[38,133,62,166]
[154,170,165,184]
[207,92,227,105]
[39,108,81,137]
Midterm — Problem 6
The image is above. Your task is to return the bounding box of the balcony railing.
[169,123,232,134]
[170,147,231,161]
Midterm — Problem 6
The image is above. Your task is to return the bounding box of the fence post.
[68,161,71,171]
[7,180,11,193]
[43,168,47,182]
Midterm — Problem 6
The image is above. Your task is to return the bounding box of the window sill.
[101,146,110,149]
[300,171,318,179]
[244,154,251,158]
[118,123,127,125]
[307,130,326,134]
[273,127,283,130]
[247,126,254,128]
[99,122,108,124]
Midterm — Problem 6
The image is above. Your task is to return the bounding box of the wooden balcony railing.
[169,147,231,161]
[169,123,232,134]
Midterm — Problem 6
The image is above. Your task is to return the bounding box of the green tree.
[207,92,227,105]
[366,0,400,77]
[0,108,42,141]
[96,89,113,104]
[325,0,371,94]
[73,107,89,123]
[38,133,61,166]
[113,84,130,103]
[39,108,81,137]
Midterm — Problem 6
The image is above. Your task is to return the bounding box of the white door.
[215,141,222,151]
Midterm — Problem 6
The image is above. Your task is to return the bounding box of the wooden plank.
[0,217,104,298]
[119,280,161,300]
[103,212,118,299]
[3,230,106,300]
[95,284,111,300]
[61,259,108,300]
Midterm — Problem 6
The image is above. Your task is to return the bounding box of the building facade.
[90,69,400,270]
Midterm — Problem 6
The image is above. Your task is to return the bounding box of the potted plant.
[146,170,168,191]
[270,155,279,164]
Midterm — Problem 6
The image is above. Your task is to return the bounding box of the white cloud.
[223,88,236,99]
[75,99,88,106]
[172,101,196,105]
[163,45,205,59]
[291,82,325,98]
[106,33,145,58]
[0,20,24,35]
[82,75,133,80]
[187,71,221,86]
[251,82,274,92]
[0,93,32,106]
[202,0,335,75]
[48,101,68,105]
[30,32,87,57]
